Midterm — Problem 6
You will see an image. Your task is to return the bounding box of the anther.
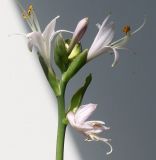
[22,12,28,19]
[122,25,131,34]
[28,4,33,11]
[27,4,33,16]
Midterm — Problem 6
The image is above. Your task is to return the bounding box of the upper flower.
[18,3,72,68]
[67,103,112,155]
[87,15,146,67]
[26,15,61,67]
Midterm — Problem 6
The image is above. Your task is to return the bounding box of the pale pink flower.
[87,15,146,67]
[67,103,112,155]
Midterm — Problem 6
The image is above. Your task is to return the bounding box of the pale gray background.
[16,0,155,160]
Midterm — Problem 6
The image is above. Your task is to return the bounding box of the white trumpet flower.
[17,3,72,68]
[67,103,113,155]
[87,15,146,67]
[26,16,66,67]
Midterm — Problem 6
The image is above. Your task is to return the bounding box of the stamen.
[22,12,28,19]
[28,4,33,11]
[27,10,31,16]
[27,4,33,16]
[22,4,33,18]
[122,25,131,34]
[8,33,26,37]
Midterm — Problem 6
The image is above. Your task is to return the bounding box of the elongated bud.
[67,17,88,53]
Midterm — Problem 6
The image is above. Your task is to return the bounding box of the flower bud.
[54,34,69,72]
[68,43,81,60]
[67,17,88,53]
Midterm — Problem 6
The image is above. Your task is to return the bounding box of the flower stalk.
[56,81,67,160]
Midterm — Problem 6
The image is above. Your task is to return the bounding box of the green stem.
[56,82,67,160]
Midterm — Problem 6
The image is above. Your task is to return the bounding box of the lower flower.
[67,103,113,155]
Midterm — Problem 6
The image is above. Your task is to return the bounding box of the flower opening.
[87,15,146,67]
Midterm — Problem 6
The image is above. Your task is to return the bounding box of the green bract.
[68,74,92,112]
[54,34,69,73]
[62,49,88,83]
[39,56,61,96]
[68,43,82,60]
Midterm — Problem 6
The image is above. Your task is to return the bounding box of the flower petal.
[42,16,60,60]
[26,32,45,56]
[52,30,73,41]
[92,23,115,57]
[75,123,94,132]
[27,39,33,52]
[99,138,113,155]
[86,129,103,134]
[84,121,110,134]
[111,48,119,67]
[67,112,76,127]
[42,16,60,41]
[87,18,115,60]
[42,16,72,62]
[86,120,105,125]
[88,15,111,54]
[75,103,97,123]
[94,15,111,42]
[96,21,115,46]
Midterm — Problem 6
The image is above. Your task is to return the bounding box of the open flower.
[67,103,112,155]
[26,16,63,67]
[87,15,146,67]
[17,3,72,68]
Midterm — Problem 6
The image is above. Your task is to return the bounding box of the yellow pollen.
[22,12,28,19]
[27,4,33,16]
[122,25,131,34]
[22,4,34,19]
[28,4,33,11]
[27,10,31,16]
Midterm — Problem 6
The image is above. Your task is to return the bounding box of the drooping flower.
[67,103,112,155]
[17,3,72,68]
[87,15,146,67]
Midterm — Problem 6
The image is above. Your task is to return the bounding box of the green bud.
[54,34,69,73]
[68,43,82,60]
